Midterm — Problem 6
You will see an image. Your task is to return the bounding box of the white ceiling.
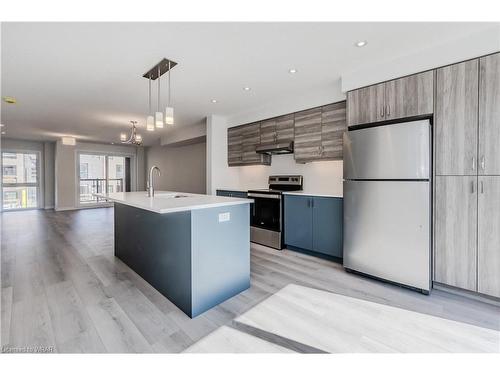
[1,22,496,145]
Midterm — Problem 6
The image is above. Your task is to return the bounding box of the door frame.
[76,151,135,208]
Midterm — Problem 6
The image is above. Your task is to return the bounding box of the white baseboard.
[54,206,77,211]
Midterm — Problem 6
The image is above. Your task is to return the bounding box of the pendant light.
[120,121,143,146]
[165,60,174,125]
[155,65,164,128]
[146,74,155,131]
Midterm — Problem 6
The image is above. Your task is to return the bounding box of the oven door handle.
[247,193,281,199]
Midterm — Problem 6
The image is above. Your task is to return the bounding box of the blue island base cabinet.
[114,202,250,318]
[284,195,343,259]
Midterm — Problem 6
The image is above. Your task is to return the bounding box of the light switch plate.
[218,212,230,222]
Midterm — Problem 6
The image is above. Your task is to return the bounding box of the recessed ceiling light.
[355,40,367,47]
[111,142,115,145]
[0,124,4,127]
[243,87,251,91]
[288,68,297,74]
[211,99,218,103]
[1,131,6,135]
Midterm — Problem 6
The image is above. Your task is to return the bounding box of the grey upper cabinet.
[294,107,322,163]
[258,114,294,146]
[242,122,271,165]
[259,118,276,146]
[434,175,477,292]
[227,123,270,166]
[435,59,479,176]
[321,102,347,160]
[347,83,385,126]
[227,126,243,166]
[294,102,347,163]
[477,176,500,298]
[275,114,294,143]
[347,71,434,127]
[385,71,434,120]
[479,53,500,175]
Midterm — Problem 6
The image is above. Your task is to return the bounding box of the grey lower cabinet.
[434,176,478,292]
[284,194,343,259]
[477,176,500,298]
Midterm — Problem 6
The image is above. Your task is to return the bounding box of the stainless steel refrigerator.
[343,120,431,293]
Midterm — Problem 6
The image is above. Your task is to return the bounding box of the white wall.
[44,141,55,208]
[206,115,240,195]
[54,141,140,211]
[341,24,500,91]
[237,156,343,196]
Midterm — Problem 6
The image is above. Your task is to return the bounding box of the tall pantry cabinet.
[434,52,500,298]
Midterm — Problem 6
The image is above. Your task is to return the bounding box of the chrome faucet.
[147,165,161,197]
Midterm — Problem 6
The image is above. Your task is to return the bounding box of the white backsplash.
[237,154,343,196]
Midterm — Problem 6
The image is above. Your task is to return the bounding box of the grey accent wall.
[145,141,207,194]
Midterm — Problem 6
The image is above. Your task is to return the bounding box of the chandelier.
[144,58,177,131]
[120,121,143,146]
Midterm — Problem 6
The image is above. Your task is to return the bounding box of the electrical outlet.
[218,212,230,222]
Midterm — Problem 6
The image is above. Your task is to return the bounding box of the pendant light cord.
[157,66,161,112]
[148,74,152,114]
[168,60,171,106]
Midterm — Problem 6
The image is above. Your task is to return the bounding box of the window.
[1,152,39,210]
[80,163,88,179]
[78,154,126,204]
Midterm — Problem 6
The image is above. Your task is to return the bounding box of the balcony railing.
[79,178,124,204]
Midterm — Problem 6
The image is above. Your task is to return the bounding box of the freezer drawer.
[343,180,430,291]
[343,120,430,180]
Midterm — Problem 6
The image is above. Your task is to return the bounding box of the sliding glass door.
[78,153,127,205]
[2,151,40,210]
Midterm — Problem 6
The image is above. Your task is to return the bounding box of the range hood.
[255,141,294,155]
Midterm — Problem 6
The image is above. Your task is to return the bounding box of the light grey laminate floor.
[1,208,499,353]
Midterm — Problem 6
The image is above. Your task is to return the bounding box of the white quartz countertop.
[282,191,343,198]
[94,191,252,214]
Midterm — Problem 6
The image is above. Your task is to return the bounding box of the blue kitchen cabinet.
[283,195,313,251]
[284,194,343,259]
[312,197,343,258]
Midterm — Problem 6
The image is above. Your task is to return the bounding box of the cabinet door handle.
[480,180,484,194]
[386,104,391,117]
[311,198,314,207]
[380,106,385,118]
[471,180,475,194]
[306,199,310,208]
[481,156,485,171]
[472,156,476,171]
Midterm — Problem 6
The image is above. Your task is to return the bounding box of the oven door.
[248,193,281,232]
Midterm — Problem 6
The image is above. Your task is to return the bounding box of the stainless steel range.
[248,175,303,249]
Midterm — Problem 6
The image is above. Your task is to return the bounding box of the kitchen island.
[95,191,252,318]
